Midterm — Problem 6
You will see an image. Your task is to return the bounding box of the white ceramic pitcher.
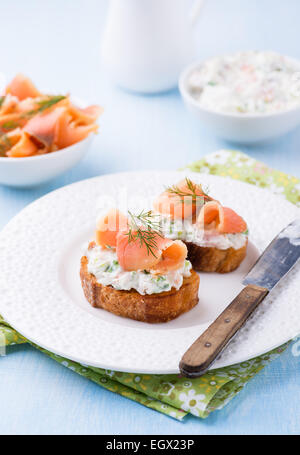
[101,0,204,94]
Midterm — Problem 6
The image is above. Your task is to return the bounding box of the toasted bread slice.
[80,256,200,323]
[185,241,247,273]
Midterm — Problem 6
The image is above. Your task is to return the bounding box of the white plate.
[0,171,299,374]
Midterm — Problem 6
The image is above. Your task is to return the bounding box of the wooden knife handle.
[179,284,269,378]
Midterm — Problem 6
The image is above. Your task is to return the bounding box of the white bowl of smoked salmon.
[0,74,103,187]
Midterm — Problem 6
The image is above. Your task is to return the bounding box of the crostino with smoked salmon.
[153,178,248,273]
[80,209,200,323]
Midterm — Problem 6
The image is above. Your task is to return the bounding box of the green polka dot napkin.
[0,150,299,420]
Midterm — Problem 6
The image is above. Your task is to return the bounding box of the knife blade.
[243,218,300,290]
[179,219,300,378]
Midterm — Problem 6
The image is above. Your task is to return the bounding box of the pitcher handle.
[189,0,205,26]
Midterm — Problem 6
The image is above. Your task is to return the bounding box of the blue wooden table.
[0,0,300,435]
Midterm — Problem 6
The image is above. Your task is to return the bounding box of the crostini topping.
[126,210,164,257]
[152,239,188,274]
[153,178,212,220]
[166,178,210,201]
[117,231,187,273]
[153,179,248,249]
[161,216,247,250]
[96,209,129,248]
[117,230,171,271]
[86,245,192,295]
[197,201,247,234]
[95,209,188,273]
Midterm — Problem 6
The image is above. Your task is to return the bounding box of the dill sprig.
[1,95,66,131]
[23,95,66,118]
[165,177,210,205]
[1,120,19,130]
[166,177,210,200]
[126,210,164,258]
[0,134,11,157]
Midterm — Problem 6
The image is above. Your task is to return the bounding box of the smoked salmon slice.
[24,107,66,147]
[95,209,188,273]
[5,74,41,101]
[96,209,128,248]
[24,105,99,150]
[197,201,247,234]
[151,240,187,274]
[116,231,187,273]
[6,130,40,158]
[0,95,19,115]
[68,104,104,126]
[154,179,212,220]
[116,231,171,271]
[54,111,99,149]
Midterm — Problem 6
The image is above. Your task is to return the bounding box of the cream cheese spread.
[86,245,192,295]
[160,216,247,250]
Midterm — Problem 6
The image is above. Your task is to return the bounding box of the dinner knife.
[179,219,300,378]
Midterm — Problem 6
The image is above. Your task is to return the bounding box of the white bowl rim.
[0,134,93,163]
[179,51,300,119]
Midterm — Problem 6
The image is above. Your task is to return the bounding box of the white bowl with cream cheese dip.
[179,51,300,143]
